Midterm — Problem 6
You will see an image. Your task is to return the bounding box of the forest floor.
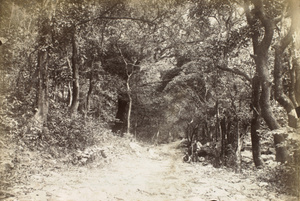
[1,134,299,201]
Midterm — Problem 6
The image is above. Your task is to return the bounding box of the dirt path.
[5,141,298,201]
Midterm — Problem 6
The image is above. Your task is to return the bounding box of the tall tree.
[273,0,300,128]
[189,0,297,165]
[30,1,56,126]
[243,0,300,162]
[69,26,80,116]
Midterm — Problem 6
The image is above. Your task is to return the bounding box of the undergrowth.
[256,135,300,197]
[20,108,108,158]
[257,162,300,197]
[0,94,109,158]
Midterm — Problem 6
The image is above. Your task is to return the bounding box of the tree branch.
[76,2,121,26]
[250,0,274,49]
[77,1,155,27]
[244,0,260,49]
[94,16,155,25]
[216,64,252,82]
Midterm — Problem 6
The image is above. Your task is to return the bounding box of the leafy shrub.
[1,91,112,162]
[0,94,35,142]
[0,96,19,132]
[12,106,107,159]
[44,109,105,154]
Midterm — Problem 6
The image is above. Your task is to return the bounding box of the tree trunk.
[86,73,93,115]
[256,47,288,163]
[291,6,300,127]
[235,120,242,173]
[251,118,264,167]
[289,59,297,107]
[273,0,300,127]
[67,81,72,107]
[257,55,280,129]
[215,99,220,140]
[112,96,128,134]
[291,27,300,129]
[70,30,80,116]
[245,2,264,167]
[86,57,95,114]
[251,75,264,167]
[126,73,132,134]
[220,117,226,160]
[291,0,300,107]
[274,30,298,128]
[36,49,49,126]
[274,31,294,111]
[245,0,288,163]
[118,48,136,135]
[294,58,300,107]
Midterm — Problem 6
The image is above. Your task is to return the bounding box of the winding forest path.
[6,141,297,201]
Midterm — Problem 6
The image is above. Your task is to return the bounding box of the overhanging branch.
[76,2,121,27]
[217,64,252,82]
[90,16,155,25]
[77,2,155,28]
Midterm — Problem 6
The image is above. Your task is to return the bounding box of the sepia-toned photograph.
[0,0,299,200]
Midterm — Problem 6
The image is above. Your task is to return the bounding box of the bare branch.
[76,2,121,26]
[76,1,156,27]
[216,64,252,82]
[94,16,155,25]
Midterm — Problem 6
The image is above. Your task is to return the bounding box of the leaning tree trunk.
[274,29,297,127]
[273,0,300,128]
[294,61,300,108]
[36,49,49,127]
[245,0,288,163]
[256,44,289,163]
[290,0,300,128]
[291,59,300,109]
[291,0,300,107]
[70,29,80,116]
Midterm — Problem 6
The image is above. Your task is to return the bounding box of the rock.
[198,157,205,162]
[129,142,142,156]
[197,150,208,157]
[261,154,275,162]
[148,148,161,159]
[177,138,189,148]
[100,150,107,158]
[261,148,275,155]
[258,182,268,187]
[265,160,278,168]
